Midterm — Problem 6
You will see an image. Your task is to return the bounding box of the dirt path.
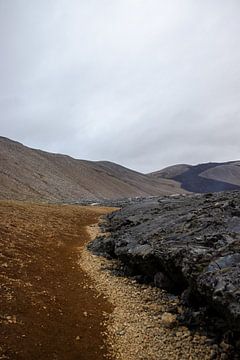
[81,224,215,360]
[0,201,116,360]
[1,201,218,360]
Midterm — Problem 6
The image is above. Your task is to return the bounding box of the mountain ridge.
[1,136,240,200]
[149,161,240,193]
[0,136,184,201]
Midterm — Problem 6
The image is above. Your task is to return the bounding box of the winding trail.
[0,201,116,360]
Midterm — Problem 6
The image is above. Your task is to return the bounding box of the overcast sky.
[1,0,240,172]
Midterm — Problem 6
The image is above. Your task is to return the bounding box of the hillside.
[200,161,240,186]
[0,137,184,201]
[149,161,240,193]
[149,164,192,179]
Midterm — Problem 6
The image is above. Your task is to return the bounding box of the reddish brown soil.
[0,201,116,360]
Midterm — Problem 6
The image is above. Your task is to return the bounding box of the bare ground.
[0,201,217,360]
[0,201,116,360]
[82,224,216,360]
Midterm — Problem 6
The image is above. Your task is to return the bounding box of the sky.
[0,0,240,173]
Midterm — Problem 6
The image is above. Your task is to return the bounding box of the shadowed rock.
[88,191,240,342]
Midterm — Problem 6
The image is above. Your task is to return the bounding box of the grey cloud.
[0,0,240,172]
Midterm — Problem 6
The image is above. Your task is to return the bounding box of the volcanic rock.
[88,191,240,343]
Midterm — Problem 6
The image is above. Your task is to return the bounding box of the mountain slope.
[149,161,240,193]
[0,137,184,201]
[200,162,240,186]
[149,164,192,179]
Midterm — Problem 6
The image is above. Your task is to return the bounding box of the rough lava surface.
[89,191,240,349]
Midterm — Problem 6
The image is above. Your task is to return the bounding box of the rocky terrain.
[89,191,240,357]
[0,136,184,201]
[0,200,220,360]
[1,136,240,358]
[83,226,215,360]
[149,161,240,193]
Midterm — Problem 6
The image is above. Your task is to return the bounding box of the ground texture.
[1,200,235,360]
[82,224,214,360]
[0,201,115,360]
[89,191,240,359]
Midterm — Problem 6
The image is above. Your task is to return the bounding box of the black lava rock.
[89,191,240,342]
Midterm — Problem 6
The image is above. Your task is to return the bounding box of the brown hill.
[200,161,240,186]
[149,161,240,193]
[148,164,191,179]
[0,137,184,201]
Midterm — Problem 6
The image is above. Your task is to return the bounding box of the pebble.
[161,312,177,328]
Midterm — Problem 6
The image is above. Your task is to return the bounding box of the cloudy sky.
[1,0,240,172]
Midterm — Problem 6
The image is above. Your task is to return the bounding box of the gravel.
[80,224,220,360]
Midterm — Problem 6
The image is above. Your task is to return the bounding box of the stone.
[161,312,177,328]
[89,190,240,347]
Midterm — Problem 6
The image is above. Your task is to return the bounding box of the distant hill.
[149,164,192,179]
[0,137,184,201]
[149,161,240,193]
[200,162,240,186]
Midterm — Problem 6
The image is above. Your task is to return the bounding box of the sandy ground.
[0,201,116,360]
[81,224,216,360]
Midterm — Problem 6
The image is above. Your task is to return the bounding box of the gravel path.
[80,224,216,360]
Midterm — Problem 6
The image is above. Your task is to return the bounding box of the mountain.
[200,161,240,186]
[0,137,184,201]
[149,164,191,179]
[149,161,240,193]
